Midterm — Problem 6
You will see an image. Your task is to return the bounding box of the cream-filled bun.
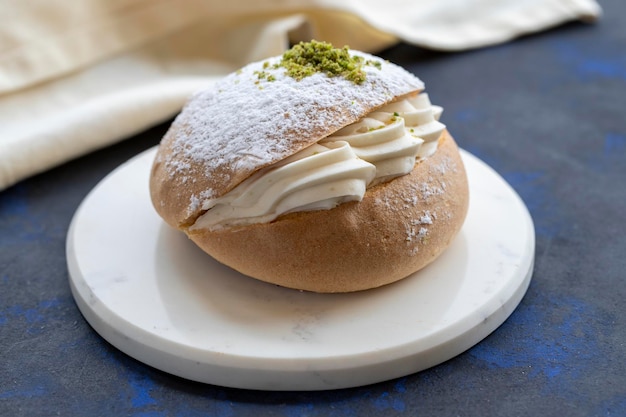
[150,41,469,293]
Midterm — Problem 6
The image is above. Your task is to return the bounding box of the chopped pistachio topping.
[253,69,277,85]
[276,40,381,84]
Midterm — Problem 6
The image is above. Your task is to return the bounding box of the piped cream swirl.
[378,92,445,159]
[192,93,444,231]
[322,111,421,186]
[192,141,376,231]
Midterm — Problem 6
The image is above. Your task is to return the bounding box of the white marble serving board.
[66,147,534,391]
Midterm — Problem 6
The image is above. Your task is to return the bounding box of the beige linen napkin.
[0,0,601,190]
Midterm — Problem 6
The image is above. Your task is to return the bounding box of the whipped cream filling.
[191,93,444,231]
[377,92,445,159]
[321,111,421,187]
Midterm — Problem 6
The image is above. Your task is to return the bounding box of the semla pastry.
[150,41,469,293]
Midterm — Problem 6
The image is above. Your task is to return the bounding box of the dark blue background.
[2,1,625,415]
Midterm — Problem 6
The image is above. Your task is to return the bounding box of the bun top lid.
[150,41,424,227]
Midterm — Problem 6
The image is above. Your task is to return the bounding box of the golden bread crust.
[186,131,468,293]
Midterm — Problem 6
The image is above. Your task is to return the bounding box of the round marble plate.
[67,147,534,391]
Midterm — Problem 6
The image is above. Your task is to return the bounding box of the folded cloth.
[0,0,601,190]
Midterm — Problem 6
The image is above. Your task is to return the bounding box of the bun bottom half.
[186,131,469,293]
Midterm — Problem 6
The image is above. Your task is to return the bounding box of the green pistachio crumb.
[254,69,277,83]
[276,40,381,84]
[366,59,382,70]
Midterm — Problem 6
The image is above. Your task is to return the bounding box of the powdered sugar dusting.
[372,151,461,256]
[155,51,423,224]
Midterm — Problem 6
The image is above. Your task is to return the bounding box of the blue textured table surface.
[2,1,625,415]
